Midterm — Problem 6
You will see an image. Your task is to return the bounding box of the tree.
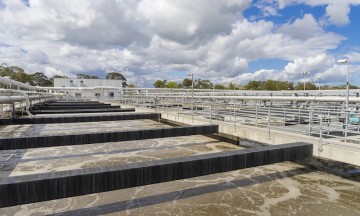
[106,72,128,87]
[228,82,239,90]
[166,81,178,88]
[128,84,136,88]
[245,81,263,90]
[153,80,167,88]
[194,79,213,89]
[295,82,317,90]
[214,84,226,89]
[275,81,294,90]
[77,74,90,79]
[182,78,192,88]
[76,74,98,79]
[0,64,31,83]
[30,72,52,86]
[262,80,277,90]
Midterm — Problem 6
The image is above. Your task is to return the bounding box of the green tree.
[182,78,192,88]
[262,80,277,90]
[228,82,239,90]
[214,84,226,89]
[77,74,90,79]
[295,82,317,90]
[275,81,294,90]
[245,81,263,90]
[76,74,98,79]
[166,81,178,88]
[194,79,213,89]
[30,72,52,86]
[153,80,167,88]
[128,84,136,88]
[0,64,32,83]
[106,72,128,87]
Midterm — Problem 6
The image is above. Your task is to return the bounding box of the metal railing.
[97,93,360,150]
[0,78,60,118]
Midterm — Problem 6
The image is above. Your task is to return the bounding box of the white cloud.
[0,0,357,85]
[275,0,360,26]
[279,14,323,40]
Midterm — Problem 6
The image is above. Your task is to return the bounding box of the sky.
[0,0,360,87]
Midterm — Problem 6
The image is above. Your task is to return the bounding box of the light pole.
[302,71,310,91]
[337,59,350,142]
[316,76,321,90]
[187,72,194,122]
[337,59,350,111]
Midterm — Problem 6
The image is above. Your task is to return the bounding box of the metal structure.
[0,77,57,118]
[82,87,360,151]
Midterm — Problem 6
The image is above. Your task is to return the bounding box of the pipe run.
[0,76,38,90]
[134,95,360,103]
[0,95,53,104]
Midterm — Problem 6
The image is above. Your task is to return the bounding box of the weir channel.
[0,101,359,215]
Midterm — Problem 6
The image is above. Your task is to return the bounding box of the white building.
[53,78,124,99]
[54,78,124,88]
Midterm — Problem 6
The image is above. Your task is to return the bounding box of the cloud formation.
[0,0,359,85]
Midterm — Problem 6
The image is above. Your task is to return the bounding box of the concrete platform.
[0,135,240,177]
[0,120,218,149]
[0,119,169,138]
[42,103,107,106]
[33,105,121,110]
[0,142,312,207]
[30,108,135,114]
[0,113,161,125]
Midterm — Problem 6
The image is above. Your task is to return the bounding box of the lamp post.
[187,73,194,122]
[302,71,310,91]
[336,59,350,111]
[316,76,321,91]
[337,59,350,142]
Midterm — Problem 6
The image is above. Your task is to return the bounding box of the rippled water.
[1,157,359,216]
[1,120,359,215]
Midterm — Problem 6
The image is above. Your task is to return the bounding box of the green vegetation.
[77,74,99,79]
[0,63,53,86]
[105,72,128,87]
[152,78,358,90]
[153,80,167,88]
[1,63,357,90]
[0,63,129,87]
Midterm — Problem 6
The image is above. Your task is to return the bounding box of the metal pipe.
[0,95,53,104]
[129,95,360,103]
[0,76,37,90]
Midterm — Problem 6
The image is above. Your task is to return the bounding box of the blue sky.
[0,0,360,87]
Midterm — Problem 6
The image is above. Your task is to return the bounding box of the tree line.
[2,63,356,90]
[153,78,358,90]
[0,63,128,87]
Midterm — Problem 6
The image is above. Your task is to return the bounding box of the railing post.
[11,102,16,119]
[210,101,212,124]
[267,108,271,140]
[154,96,158,114]
[345,111,348,142]
[234,101,236,132]
[308,111,312,136]
[319,112,323,152]
[255,104,258,127]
